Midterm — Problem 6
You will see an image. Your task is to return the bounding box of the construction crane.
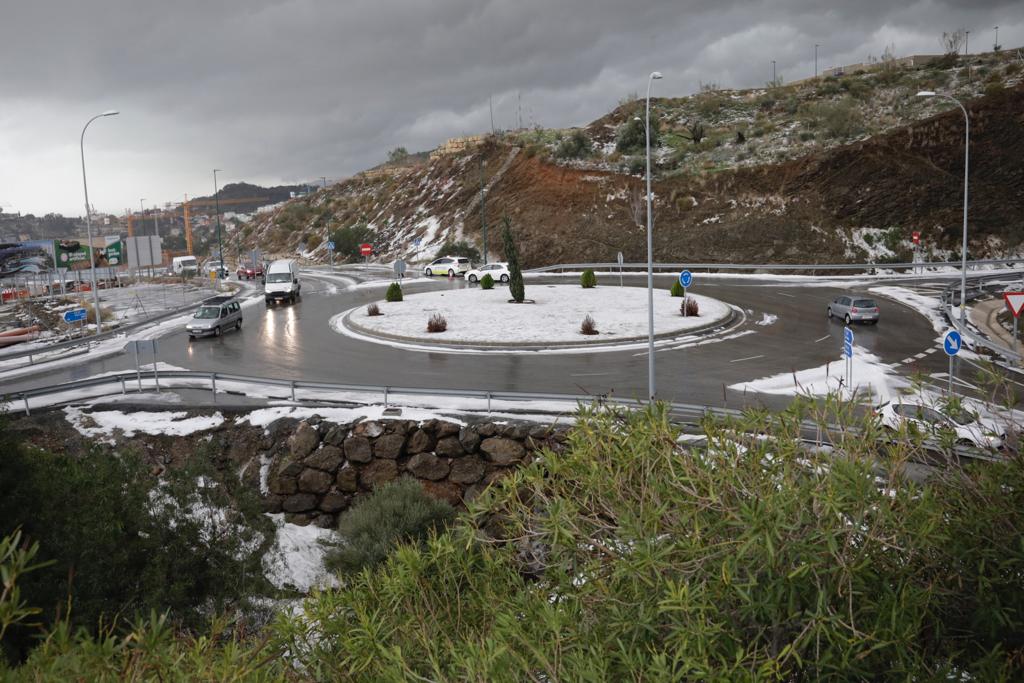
[182,195,269,255]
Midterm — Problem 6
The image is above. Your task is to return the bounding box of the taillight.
[851,307,859,313]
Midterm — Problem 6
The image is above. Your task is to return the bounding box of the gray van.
[186,296,243,339]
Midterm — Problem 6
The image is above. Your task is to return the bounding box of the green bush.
[555,130,592,159]
[330,223,374,259]
[324,478,454,574]
[434,240,480,263]
[480,273,495,290]
[670,280,684,297]
[801,96,864,140]
[0,421,270,663]
[385,282,403,302]
[276,403,1024,680]
[580,269,597,288]
[615,114,660,155]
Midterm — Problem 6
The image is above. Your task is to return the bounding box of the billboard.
[53,239,125,271]
[0,240,56,278]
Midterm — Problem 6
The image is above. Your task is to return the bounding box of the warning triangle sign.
[1004,292,1024,317]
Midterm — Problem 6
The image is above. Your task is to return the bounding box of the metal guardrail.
[941,272,1023,362]
[526,258,1024,274]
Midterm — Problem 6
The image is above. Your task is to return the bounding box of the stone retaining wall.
[261,415,568,528]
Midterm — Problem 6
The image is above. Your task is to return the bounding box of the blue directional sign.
[326,240,335,251]
[943,330,962,357]
[843,326,854,358]
[679,270,693,288]
[63,308,87,323]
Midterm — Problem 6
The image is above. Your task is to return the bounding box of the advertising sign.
[53,239,125,271]
[0,240,56,278]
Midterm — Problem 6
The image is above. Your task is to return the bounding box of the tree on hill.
[330,222,375,259]
[616,114,660,155]
[387,147,409,164]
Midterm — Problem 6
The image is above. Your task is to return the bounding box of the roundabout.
[332,284,735,351]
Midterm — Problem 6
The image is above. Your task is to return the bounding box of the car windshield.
[193,306,220,319]
[853,299,877,308]
[180,258,197,267]
[948,410,977,426]
[266,272,291,283]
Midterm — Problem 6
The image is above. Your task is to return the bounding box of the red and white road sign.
[1004,292,1024,318]
[912,231,921,245]
[359,243,373,256]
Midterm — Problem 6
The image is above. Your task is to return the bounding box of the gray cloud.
[1,0,1021,215]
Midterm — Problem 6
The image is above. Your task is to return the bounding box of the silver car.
[186,296,243,339]
[828,295,880,325]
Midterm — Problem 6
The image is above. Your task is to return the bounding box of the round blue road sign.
[679,270,693,288]
[942,330,962,357]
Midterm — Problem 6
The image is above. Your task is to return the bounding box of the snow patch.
[64,407,225,442]
[263,513,338,592]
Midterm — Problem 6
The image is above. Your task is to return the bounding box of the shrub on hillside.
[385,282,403,302]
[555,130,592,160]
[366,303,382,316]
[801,97,864,140]
[480,273,494,290]
[682,296,699,316]
[427,313,447,333]
[324,478,454,574]
[580,315,598,335]
[670,280,684,297]
[580,269,597,288]
[615,114,660,155]
[330,223,374,259]
[434,240,480,263]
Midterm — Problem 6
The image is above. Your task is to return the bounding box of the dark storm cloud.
[0,0,1020,214]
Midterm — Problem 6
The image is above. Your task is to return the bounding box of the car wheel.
[500,274,509,283]
[448,268,455,277]
[425,268,433,277]
[188,335,194,342]
[468,274,478,283]
[236,319,242,330]
[214,326,222,337]
[844,314,852,325]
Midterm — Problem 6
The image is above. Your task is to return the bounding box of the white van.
[264,259,301,303]
[171,255,199,276]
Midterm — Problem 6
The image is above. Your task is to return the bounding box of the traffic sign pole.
[942,330,962,397]
[679,270,693,317]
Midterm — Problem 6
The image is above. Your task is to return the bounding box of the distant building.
[429,134,485,160]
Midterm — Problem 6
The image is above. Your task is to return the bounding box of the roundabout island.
[332,283,735,352]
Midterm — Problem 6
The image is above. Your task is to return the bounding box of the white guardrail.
[941,273,1023,363]
[526,257,1024,274]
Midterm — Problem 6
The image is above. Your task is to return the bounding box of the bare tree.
[940,30,965,56]
[681,119,706,145]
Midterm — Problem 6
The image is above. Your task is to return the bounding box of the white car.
[466,262,510,284]
[876,401,1004,450]
[424,256,472,277]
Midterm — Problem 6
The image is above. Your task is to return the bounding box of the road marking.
[901,357,916,364]
[914,352,927,359]
[776,292,795,298]
[570,372,611,377]
[730,354,765,363]
[814,335,830,343]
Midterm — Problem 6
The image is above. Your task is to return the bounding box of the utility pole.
[489,96,495,134]
[814,44,819,77]
[152,204,161,275]
[994,26,999,51]
[965,30,971,82]
[213,169,224,281]
[140,198,150,278]
[480,158,487,264]
[771,60,777,85]
[320,176,327,190]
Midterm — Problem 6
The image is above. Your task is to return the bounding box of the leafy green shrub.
[385,282,403,302]
[324,478,453,574]
[480,273,495,290]
[279,403,1024,679]
[615,114,660,155]
[626,156,646,176]
[580,269,597,288]
[670,280,684,297]
[330,223,374,259]
[555,130,592,159]
[0,422,270,661]
[434,240,480,262]
[801,97,864,140]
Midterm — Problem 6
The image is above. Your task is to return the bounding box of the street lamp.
[814,44,819,78]
[644,71,662,401]
[480,158,488,264]
[80,109,119,336]
[917,91,969,325]
[212,169,224,278]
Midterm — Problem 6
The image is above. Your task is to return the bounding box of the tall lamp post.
[212,169,224,278]
[80,109,119,336]
[814,44,819,77]
[644,71,663,401]
[480,158,488,263]
[917,91,969,324]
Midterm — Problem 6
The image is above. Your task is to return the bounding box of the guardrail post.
[290,381,296,402]
[211,373,217,403]
[22,395,30,416]
[28,353,33,366]
[120,376,126,394]
[384,386,389,407]
[487,392,492,414]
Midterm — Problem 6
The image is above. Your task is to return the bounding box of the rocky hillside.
[238,50,1024,267]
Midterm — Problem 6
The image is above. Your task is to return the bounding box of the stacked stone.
[263,417,567,528]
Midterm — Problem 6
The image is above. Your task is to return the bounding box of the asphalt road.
[5,265,951,410]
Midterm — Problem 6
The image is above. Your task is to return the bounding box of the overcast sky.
[1,0,1021,217]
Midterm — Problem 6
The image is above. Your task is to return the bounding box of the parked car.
[466,262,510,284]
[424,256,472,277]
[265,259,301,303]
[876,401,1004,450]
[186,296,242,339]
[827,295,880,325]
